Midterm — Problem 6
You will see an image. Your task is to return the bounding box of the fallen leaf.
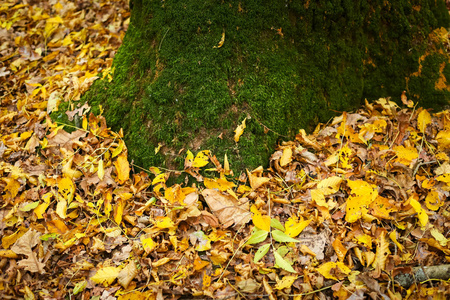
[202,189,251,228]
[234,118,247,142]
[11,229,45,273]
[91,266,122,287]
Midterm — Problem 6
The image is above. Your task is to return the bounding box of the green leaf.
[272,230,299,243]
[246,228,269,245]
[73,280,86,295]
[277,245,289,257]
[274,250,296,273]
[40,233,60,241]
[20,201,39,212]
[254,243,271,263]
[270,218,285,231]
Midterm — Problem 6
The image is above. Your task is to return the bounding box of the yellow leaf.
[56,177,75,219]
[53,2,63,11]
[47,91,61,114]
[389,230,404,252]
[338,144,353,169]
[299,244,316,257]
[284,216,311,238]
[280,147,293,167]
[213,30,225,48]
[141,235,157,254]
[97,159,104,180]
[316,262,351,280]
[114,199,124,225]
[317,176,343,195]
[34,192,52,219]
[409,196,428,227]
[114,153,130,184]
[62,156,82,179]
[430,228,449,247]
[153,257,171,267]
[436,130,450,150]
[332,238,348,262]
[91,266,122,287]
[58,177,75,203]
[373,231,390,270]
[345,180,378,223]
[417,109,431,133]
[310,189,327,208]
[192,150,210,168]
[364,251,376,266]
[154,143,162,154]
[204,177,236,191]
[369,195,397,220]
[251,205,271,232]
[191,231,212,251]
[234,118,247,142]
[184,150,194,168]
[393,145,419,166]
[425,190,443,211]
[224,154,231,173]
[111,140,124,158]
[355,234,372,249]
[2,227,28,249]
[3,178,20,200]
[194,257,210,271]
[154,216,175,229]
[436,173,450,184]
[247,169,270,190]
[435,152,449,161]
[152,173,167,185]
[82,115,88,130]
[210,249,230,265]
[275,275,297,290]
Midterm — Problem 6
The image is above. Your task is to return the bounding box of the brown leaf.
[201,189,250,228]
[11,229,45,274]
[117,260,138,288]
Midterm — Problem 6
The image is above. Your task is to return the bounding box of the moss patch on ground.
[82,0,450,173]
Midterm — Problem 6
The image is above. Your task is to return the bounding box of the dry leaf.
[11,229,45,274]
[201,189,250,228]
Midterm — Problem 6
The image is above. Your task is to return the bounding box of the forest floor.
[1,1,450,299]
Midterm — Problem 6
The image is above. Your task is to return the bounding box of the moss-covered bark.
[83,0,450,172]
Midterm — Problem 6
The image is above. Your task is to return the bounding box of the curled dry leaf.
[201,189,251,228]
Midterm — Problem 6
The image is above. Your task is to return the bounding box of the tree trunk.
[83,0,450,172]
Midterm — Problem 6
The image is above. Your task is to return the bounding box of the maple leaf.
[11,229,45,274]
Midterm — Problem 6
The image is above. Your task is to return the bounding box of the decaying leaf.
[11,229,45,273]
[117,261,138,288]
[202,189,250,228]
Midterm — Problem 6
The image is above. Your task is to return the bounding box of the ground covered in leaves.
[2,1,450,300]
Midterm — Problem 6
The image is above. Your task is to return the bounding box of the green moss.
[83,0,449,174]
[49,101,79,133]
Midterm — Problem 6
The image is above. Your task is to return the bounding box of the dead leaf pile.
[1,1,450,300]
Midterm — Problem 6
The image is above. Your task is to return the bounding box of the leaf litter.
[1,1,450,299]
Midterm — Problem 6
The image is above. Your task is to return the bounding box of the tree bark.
[83,0,450,172]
